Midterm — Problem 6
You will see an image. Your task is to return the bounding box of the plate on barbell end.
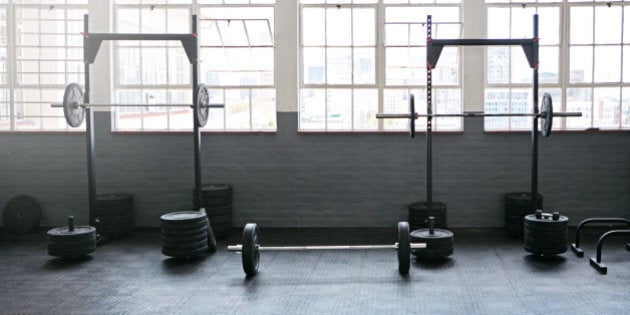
[160,211,207,225]
[195,84,210,128]
[397,221,411,275]
[242,223,260,277]
[2,195,42,234]
[63,83,85,128]
[541,93,553,137]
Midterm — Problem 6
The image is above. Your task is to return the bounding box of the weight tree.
[63,15,221,225]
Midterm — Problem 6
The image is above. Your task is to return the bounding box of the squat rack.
[425,14,540,206]
[79,15,206,224]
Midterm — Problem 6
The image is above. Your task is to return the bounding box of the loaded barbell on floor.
[227,222,425,277]
[376,93,581,137]
[52,83,224,128]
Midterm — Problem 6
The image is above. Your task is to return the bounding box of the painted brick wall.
[1,112,628,228]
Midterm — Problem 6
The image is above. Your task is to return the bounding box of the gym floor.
[1,227,628,314]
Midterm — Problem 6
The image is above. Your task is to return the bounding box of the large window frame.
[112,0,276,132]
[485,0,630,131]
[1,0,87,132]
[298,0,463,132]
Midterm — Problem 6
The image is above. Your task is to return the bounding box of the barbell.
[376,93,582,138]
[52,83,224,128]
[227,221,425,277]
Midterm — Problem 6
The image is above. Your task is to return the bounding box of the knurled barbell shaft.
[227,243,426,251]
[51,103,225,108]
[376,111,581,119]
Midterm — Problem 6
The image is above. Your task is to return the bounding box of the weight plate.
[541,93,553,137]
[161,231,208,244]
[2,195,42,234]
[162,238,209,251]
[410,229,454,240]
[505,192,543,207]
[161,225,208,237]
[397,221,411,275]
[201,196,232,214]
[63,83,85,127]
[162,220,207,231]
[48,240,96,252]
[242,223,260,277]
[409,94,415,138]
[162,245,209,258]
[201,183,233,197]
[160,211,207,225]
[48,236,96,246]
[48,246,96,258]
[203,204,233,217]
[47,226,96,238]
[96,193,133,207]
[194,84,210,127]
[93,204,134,217]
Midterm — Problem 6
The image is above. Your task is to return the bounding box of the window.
[299,0,462,132]
[199,4,276,131]
[11,1,87,131]
[485,0,630,131]
[113,0,276,131]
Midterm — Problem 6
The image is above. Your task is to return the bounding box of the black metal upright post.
[83,15,97,225]
[426,15,433,207]
[191,15,202,210]
[530,15,539,199]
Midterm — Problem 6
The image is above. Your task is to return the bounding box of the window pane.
[566,88,592,129]
[511,46,532,84]
[302,8,326,45]
[570,7,593,45]
[327,48,352,84]
[570,46,593,83]
[539,46,558,84]
[353,8,375,46]
[487,47,509,84]
[353,89,377,130]
[300,88,325,130]
[593,87,620,128]
[623,88,630,128]
[594,46,621,83]
[326,8,351,46]
[594,6,622,44]
[303,47,325,84]
[327,89,352,130]
[225,89,250,130]
[251,89,276,130]
[353,48,375,84]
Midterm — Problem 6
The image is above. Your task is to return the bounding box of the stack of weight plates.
[93,193,134,237]
[47,217,97,259]
[197,184,233,238]
[505,192,543,236]
[524,210,568,256]
[161,211,212,258]
[410,226,454,260]
[408,201,447,230]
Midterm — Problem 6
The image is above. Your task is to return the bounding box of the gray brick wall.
[1,112,628,228]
